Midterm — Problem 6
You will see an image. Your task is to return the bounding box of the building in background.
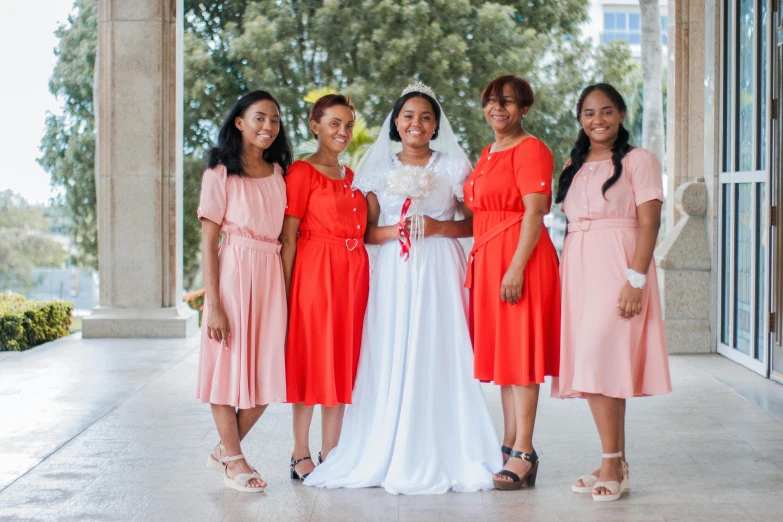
[584,0,669,59]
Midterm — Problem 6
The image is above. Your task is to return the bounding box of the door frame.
[716,0,774,377]
[770,0,783,384]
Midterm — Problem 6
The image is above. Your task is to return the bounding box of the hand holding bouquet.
[385,165,437,261]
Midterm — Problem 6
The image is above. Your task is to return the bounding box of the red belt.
[464,213,524,289]
[298,230,364,252]
[221,233,281,254]
[567,218,638,233]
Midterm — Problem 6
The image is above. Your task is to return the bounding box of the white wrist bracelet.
[626,269,646,289]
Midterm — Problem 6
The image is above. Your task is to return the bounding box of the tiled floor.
[1,334,782,521]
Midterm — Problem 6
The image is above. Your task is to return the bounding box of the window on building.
[661,16,668,46]
[602,11,669,46]
[603,12,641,44]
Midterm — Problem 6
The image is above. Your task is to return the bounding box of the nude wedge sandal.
[206,443,225,472]
[222,454,266,493]
[591,452,626,502]
[573,452,630,493]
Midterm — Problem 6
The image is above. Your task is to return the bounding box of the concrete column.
[83,0,197,338]
[655,181,712,353]
[666,0,706,229]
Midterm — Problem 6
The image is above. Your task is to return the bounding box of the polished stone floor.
[1,334,782,521]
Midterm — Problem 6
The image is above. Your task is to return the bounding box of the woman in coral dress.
[281,94,370,481]
[464,75,560,491]
[554,83,671,502]
[196,90,291,493]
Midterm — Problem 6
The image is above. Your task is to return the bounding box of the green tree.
[42,0,638,290]
[38,0,97,270]
[0,191,68,293]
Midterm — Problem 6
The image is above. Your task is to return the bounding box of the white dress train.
[304,152,502,495]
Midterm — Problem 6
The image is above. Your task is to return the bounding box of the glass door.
[717,0,772,375]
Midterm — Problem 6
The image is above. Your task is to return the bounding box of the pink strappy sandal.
[573,451,630,493]
[591,452,627,502]
[222,454,266,493]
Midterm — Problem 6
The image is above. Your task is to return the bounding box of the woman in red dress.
[464,75,560,490]
[281,94,370,481]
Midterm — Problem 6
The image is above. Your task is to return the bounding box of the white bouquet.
[385,165,437,260]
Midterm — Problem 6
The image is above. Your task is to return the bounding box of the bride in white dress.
[304,83,502,495]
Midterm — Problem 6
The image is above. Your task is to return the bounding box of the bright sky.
[0,1,75,205]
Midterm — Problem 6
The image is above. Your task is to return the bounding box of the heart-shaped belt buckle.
[578,220,591,232]
[345,238,359,251]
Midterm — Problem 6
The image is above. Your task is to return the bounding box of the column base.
[664,318,712,354]
[82,305,198,338]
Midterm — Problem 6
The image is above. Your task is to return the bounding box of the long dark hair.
[206,90,293,175]
[555,83,631,204]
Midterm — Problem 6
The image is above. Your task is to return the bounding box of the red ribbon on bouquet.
[397,197,412,261]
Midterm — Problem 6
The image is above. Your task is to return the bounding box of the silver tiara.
[401,82,436,99]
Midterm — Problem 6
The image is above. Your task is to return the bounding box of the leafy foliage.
[0,191,68,293]
[0,297,73,351]
[184,288,206,325]
[41,0,640,291]
[38,0,97,270]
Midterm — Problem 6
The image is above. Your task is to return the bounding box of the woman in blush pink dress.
[196,90,292,493]
[554,84,671,502]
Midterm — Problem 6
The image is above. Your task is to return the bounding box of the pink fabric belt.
[298,230,364,252]
[222,233,282,254]
[567,218,639,233]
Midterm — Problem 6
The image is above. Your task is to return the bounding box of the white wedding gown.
[304,152,502,495]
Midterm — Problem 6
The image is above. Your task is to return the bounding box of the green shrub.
[0,298,73,351]
[184,288,205,326]
[0,292,27,307]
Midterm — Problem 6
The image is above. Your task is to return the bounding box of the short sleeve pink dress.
[555,148,672,399]
[196,164,287,408]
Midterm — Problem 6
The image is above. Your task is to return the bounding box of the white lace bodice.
[353,152,471,226]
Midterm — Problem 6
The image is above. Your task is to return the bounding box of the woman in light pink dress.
[196,90,291,493]
[554,84,671,502]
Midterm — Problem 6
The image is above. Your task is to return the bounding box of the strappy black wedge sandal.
[290,455,313,481]
[493,449,539,491]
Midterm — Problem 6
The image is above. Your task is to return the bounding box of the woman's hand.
[207,303,231,348]
[617,282,643,319]
[404,215,441,237]
[500,265,524,304]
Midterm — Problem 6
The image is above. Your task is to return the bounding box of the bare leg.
[500,386,516,464]
[586,394,623,496]
[292,403,316,476]
[210,405,267,461]
[320,404,346,461]
[238,405,267,440]
[575,397,627,487]
[211,404,265,488]
[495,383,539,482]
